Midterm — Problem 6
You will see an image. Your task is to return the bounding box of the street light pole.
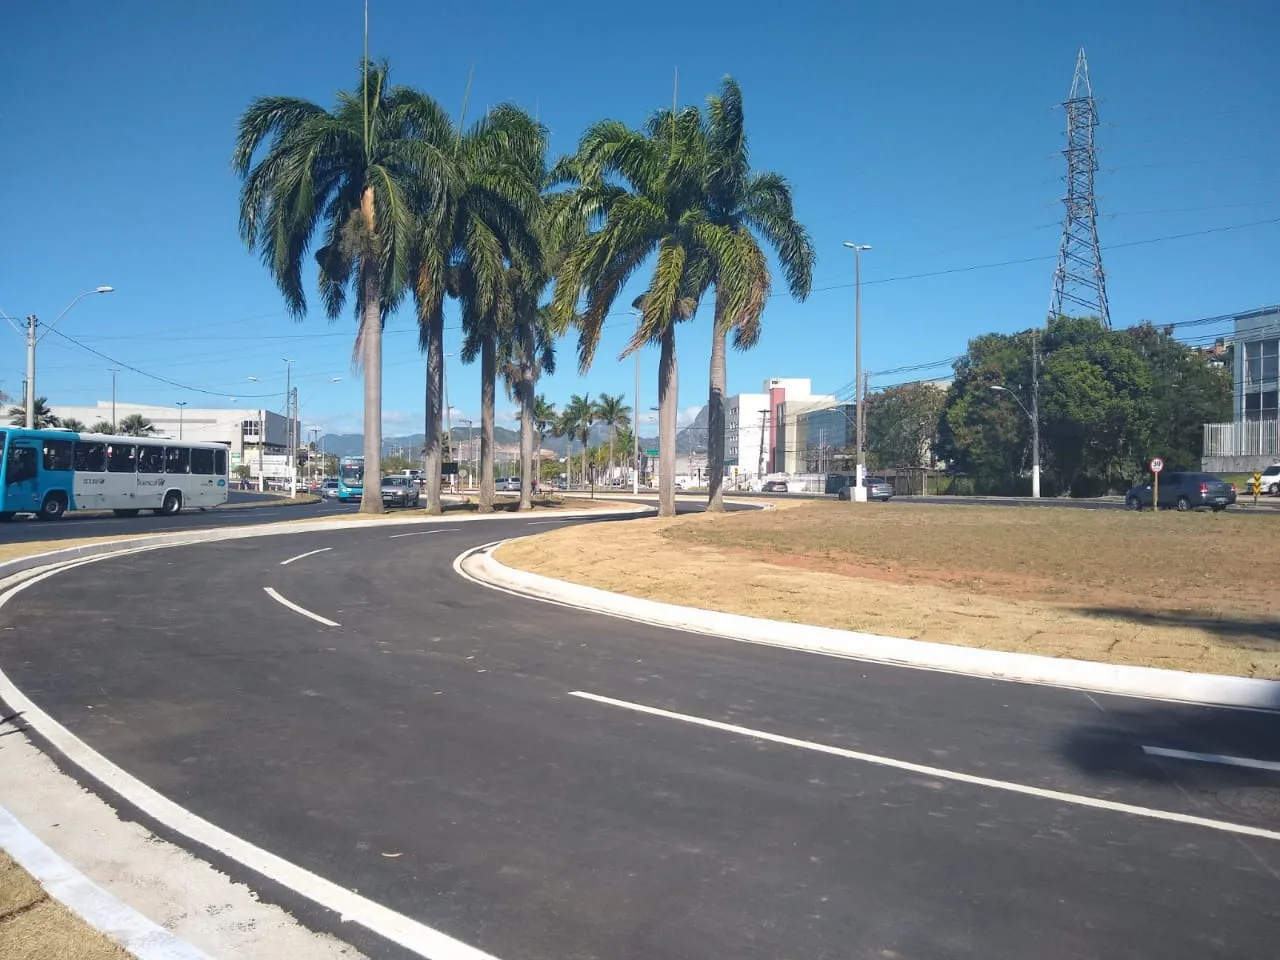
[989,383,1041,498]
[23,286,113,428]
[176,401,186,439]
[843,243,871,501]
[633,349,641,495]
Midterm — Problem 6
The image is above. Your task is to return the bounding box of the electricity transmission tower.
[1049,48,1111,328]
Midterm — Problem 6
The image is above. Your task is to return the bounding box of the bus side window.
[164,446,190,474]
[191,448,215,475]
[106,445,137,473]
[5,445,37,484]
[73,442,106,472]
[42,439,73,472]
[214,448,227,476]
[137,445,165,474]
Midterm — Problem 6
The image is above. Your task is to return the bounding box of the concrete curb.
[461,543,1280,711]
[0,804,211,960]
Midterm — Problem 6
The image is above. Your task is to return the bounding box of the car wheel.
[1270,483,1280,496]
[1212,505,1226,513]
[1175,496,1192,512]
[1126,495,1142,511]
[38,493,67,521]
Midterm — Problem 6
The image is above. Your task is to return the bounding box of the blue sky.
[3,0,1277,438]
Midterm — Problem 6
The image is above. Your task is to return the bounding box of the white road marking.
[389,528,459,539]
[0,557,502,960]
[279,547,332,566]
[262,587,340,627]
[569,691,1280,842]
[525,519,574,525]
[1142,745,1280,773]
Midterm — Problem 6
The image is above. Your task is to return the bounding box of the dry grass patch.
[497,502,1280,678]
[0,853,132,960]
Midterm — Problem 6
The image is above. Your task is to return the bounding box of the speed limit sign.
[1150,458,1164,474]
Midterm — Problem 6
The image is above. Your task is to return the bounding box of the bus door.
[3,438,41,514]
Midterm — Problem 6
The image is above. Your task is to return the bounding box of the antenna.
[1049,48,1111,327]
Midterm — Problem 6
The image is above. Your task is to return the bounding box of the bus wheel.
[113,509,140,518]
[0,512,15,523]
[158,491,183,516]
[37,494,67,521]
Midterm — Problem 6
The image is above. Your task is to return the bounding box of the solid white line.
[1143,745,1280,773]
[389,528,460,539]
[278,547,331,565]
[0,804,212,960]
[569,691,1280,842]
[262,587,340,627]
[0,559,501,960]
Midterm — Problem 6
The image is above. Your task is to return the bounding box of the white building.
[48,401,296,481]
[723,378,837,481]
[725,391,770,480]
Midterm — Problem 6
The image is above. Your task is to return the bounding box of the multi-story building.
[768,379,837,475]
[1202,305,1280,472]
[725,391,770,480]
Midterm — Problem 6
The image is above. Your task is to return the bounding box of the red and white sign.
[1150,458,1164,474]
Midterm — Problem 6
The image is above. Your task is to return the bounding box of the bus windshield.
[340,461,364,486]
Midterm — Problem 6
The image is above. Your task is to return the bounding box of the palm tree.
[7,398,60,428]
[117,413,156,436]
[500,305,556,509]
[233,59,443,515]
[553,407,579,486]
[702,77,815,511]
[595,393,632,482]
[89,420,115,434]
[60,417,87,432]
[533,395,557,489]
[563,393,596,488]
[413,106,546,515]
[552,107,714,517]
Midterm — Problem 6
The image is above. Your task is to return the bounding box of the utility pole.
[176,401,186,439]
[843,242,872,500]
[109,367,119,429]
[258,408,265,492]
[633,349,641,494]
[20,287,114,429]
[757,409,769,478]
[291,386,299,495]
[1031,330,1041,498]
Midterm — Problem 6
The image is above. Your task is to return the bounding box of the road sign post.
[1253,471,1262,506]
[1150,457,1163,509]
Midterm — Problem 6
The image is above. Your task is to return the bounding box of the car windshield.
[384,476,406,486]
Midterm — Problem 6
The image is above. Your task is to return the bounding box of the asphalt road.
[2,513,1278,959]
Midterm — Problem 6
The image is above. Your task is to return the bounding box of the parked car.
[762,480,789,493]
[837,476,894,502]
[320,479,340,499]
[1250,463,1280,496]
[381,475,421,508]
[1125,471,1236,512]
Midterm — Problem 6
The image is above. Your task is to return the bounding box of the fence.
[1202,420,1280,472]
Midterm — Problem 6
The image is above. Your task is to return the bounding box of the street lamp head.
[95,286,114,294]
[246,376,259,382]
[989,384,1008,392]
[328,377,342,383]
[842,242,872,251]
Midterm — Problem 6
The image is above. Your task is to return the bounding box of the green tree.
[89,420,116,434]
[7,398,60,429]
[701,77,814,512]
[413,106,546,514]
[532,395,557,489]
[866,382,947,474]
[559,394,596,487]
[595,392,631,480]
[117,413,156,436]
[553,107,713,517]
[60,417,87,432]
[233,60,439,515]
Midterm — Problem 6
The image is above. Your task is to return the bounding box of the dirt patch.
[0,853,132,960]
[496,502,1280,678]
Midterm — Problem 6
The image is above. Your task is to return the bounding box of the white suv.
[1257,463,1280,496]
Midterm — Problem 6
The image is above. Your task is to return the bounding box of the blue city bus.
[337,455,364,502]
[0,427,229,521]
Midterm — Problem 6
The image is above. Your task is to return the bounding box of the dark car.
[762,480,789,493]
[837,476,894,502]
[1125,471,1236,512]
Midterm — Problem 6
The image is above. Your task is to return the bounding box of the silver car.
[380,475,420,507]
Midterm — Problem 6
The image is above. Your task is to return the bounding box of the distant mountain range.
[320,408,709,459]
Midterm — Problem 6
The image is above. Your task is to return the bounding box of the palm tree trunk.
[658,321,678,518]
[423,307,444,515]
[360,263,385,515]
[707,305,728,512]
[518,367,534,511]
[609,428,616,485]
[478,333,496,512]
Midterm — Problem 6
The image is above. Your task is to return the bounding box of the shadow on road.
[1068,606,1280,646]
